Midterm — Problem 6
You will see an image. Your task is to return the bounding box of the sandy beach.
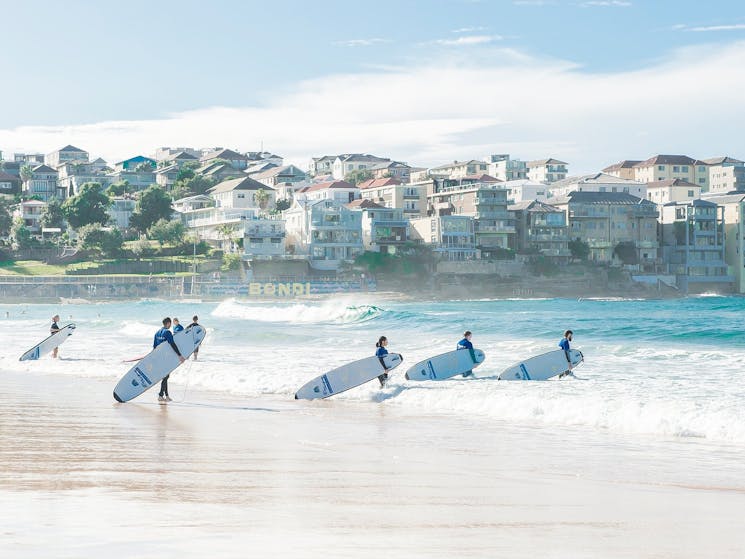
[2,366,744,559]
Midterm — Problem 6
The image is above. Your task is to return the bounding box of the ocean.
[2,295,744,444]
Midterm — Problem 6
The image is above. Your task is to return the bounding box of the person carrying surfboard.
[50,315,61,358]
[558,330,573,378]
[375,336,391,387]
[173,318,184,333]
[456,331,477,377]
[189,316,201,360]
[153,317,185,402]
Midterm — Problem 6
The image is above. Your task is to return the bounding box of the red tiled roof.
[358,177,403,189]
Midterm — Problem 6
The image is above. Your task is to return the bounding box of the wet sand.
[2,369,744,558]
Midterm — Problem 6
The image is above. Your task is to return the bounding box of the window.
[681,166,688,173]
[673,166,680,172]
[688,190,694,197]
[658,166,665,171]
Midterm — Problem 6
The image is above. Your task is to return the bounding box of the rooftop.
[208,176,272,194]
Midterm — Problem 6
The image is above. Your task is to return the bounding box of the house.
[155,165,181,189]
[527,158,568,184]
[114,155,156,172]
[57,159,113,196]
[632,155,709,191]
[0,171,22,195]
[246,151,283,167]
[367,160,416,183]
[359,177,426,218]
[646,179,700,205]
[159,150,198,168]
[283,198,363,272]
[332,154,391,180]
[23,165,60,201]
[548,173,646,199]
[510,200,571,262]
[208,176,276,210]
[551,191,659,264]
[245,161,279,176]
[409,214,478,261]
[601,160,642,181]
[196,162,244,182]
[659,199,732,293]
[250,165,307,188]
[703,156,745,194]
[501,179,548,204]
[426,182,515,256]
[428,160,489,180]
[308,155,337,177]
[347,199,409,254]
[177,197,286,258]
[108,197,136,229]
[701,192,745,293]
[154,147,201,162]
[295,180,359,204]
[485,154,528,182]
[45,145,89,168]
[200,148,248,170]
[13,200,47,232]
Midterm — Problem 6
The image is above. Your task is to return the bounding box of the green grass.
[0,260,68,275]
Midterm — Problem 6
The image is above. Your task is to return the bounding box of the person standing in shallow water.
[189,315,201,360]
[375,336,390,387]
[50,315,61,358]
[558,330,573,378]
[456,330,477,378]
[153,317,185,402]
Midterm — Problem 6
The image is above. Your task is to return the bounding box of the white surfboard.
[19,324,76,361]
[295,353,404,400]
[404,348,485,381]
[499,349,584,381]
[113,325,206,402]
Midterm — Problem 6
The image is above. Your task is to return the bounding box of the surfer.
[189,315,201,360]
[50,315,61,358]
[172,318,184,333]
[154,317,185,402]
[375,336,390,387]
[456,331,477,377]
[558,330,573,378]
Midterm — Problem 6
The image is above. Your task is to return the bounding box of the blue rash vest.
[154,327,182,355]
[375,346,388,358]
[559,338,570,352]
[173,324,184,333]
[457,338,473,351]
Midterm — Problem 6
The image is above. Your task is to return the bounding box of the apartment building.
[659,199,732,293]
[547,173,646,199]
[702,192,745,293]
[23,165,60,201]
[296,180,359,204]
[428,160,489,180]
[348,199,409,255]
[410,214,478,261]
[646,179,700,205]
[358,177,426,218]
[551,192,659,264]
[527,159,568,183]
[485,154,528,182]
[601,160,641,181]
[632,155,709,191]
[510,200,571,262]
[704,156,745,194]
[45,145,89,168]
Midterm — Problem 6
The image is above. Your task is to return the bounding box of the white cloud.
[2,42,745,174]
[432,35,503,46]
[451,26,488,33]
[689,23,745,32]
[333,38,390,47]
[579,1,631,6]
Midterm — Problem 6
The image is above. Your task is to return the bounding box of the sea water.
[2,295,745,444]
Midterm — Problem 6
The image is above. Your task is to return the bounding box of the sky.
[1,0,744,172]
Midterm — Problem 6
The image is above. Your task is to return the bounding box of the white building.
[704,156,745,194]
[283,198,363,271]
[502,179,548,204]
[409,214,478,261]
[359,177,426,218]
[23,165,60,201]
[108,198,136,229]
[45,145,89,168]
[295,180,359,205]
[632,155,709,191]
[646,179,700,205]
[527,159,568,183]
[547,173,646,199]
[332,154,391,180]
[13,200,47,233]
[485,154,528,182]
[347,199,409,255]
[208,176,276,211]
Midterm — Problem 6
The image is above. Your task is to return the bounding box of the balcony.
[245,227,285,237]
[403,193,419,200]
[528,233,569,242]
[477,225,516,234]
[586,238,612,248]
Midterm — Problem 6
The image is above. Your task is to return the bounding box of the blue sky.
[1,0,745,171]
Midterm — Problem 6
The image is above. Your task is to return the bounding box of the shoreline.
[2,368,744,558]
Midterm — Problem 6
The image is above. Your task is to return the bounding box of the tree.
[216,223,240,252]
[0,199,13,237]
[11,217,34,249]
[147,219,185,247]
[62,182,111,229]
[106,180,130,197]
[129,185,173,232]
[221,252,242,271]
[135,161,155,172]
[40,198,66,230]
[253,188,270,210]
[344,169,373,185]
[171,174,215,199]
[275,198,292,212]
[613,241,638,265]
[568,238,590,261]
[20,164,34,183]
[76,224,123,257]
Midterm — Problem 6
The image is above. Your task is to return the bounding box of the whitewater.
[2,295,744,444]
